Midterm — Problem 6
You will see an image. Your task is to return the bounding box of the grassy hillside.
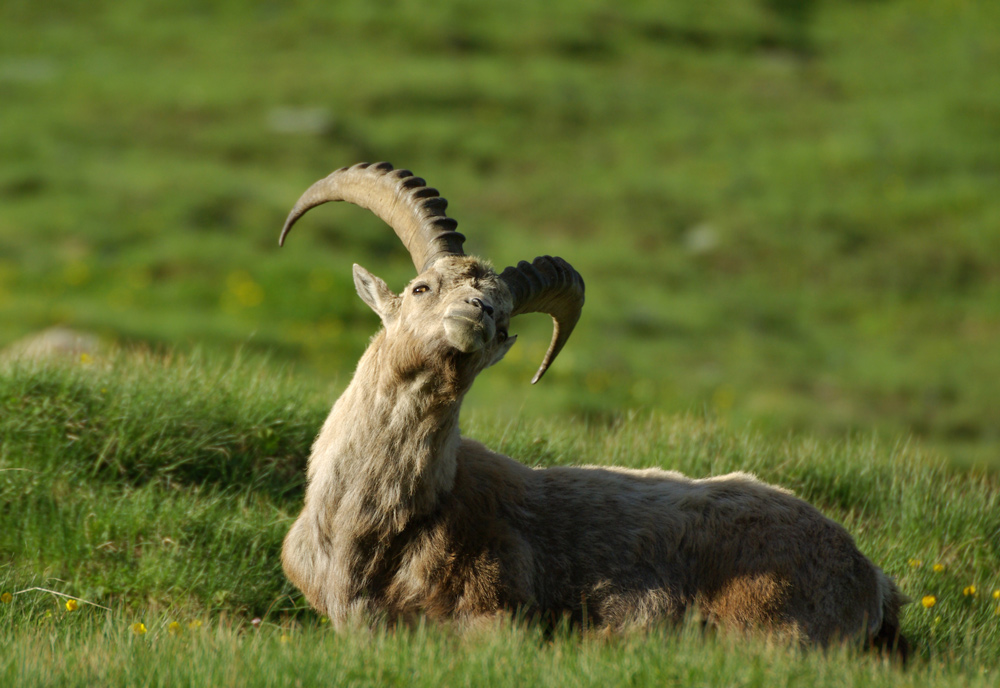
[2,353,999,686]
[2,0,998,464]
[2,0,999,684]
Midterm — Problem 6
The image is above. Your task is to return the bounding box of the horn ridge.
[500,255,585,384]
[278,162,465,272]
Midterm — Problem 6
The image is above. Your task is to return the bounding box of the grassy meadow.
[1,354,999,685]
[2,0,999,684]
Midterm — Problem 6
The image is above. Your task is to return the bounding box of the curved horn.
[500,256,585,384]
[279,162,466,272]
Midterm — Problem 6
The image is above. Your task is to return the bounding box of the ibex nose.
[469,297,494,316]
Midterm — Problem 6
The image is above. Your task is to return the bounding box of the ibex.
[279,162,909,657]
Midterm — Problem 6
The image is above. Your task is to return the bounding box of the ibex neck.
[308,332,467,533]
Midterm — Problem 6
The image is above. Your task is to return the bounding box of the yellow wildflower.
[80,353,92,365]
[963,585,976,597]
[922,595,937,609]
[993,590,1000,600]
[0,592,12,604]
[65,599,78,612]
[168,621,182,635]
[908,559,922,568]
[188,619,203,629]
[932,563,945,573]
[131,622,147,635]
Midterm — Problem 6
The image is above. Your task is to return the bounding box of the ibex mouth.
[444,310,496,354]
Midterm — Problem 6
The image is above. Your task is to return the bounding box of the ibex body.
[279,163,908,656]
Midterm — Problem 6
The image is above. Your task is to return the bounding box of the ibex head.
[280,162,585,383]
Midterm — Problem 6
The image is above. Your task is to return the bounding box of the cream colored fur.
[282,255,908,652]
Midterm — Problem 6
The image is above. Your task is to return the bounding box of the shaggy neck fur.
[307,329,473,538]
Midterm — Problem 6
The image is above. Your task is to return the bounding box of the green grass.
[0,352,317,617]
[1,353,999,685]
[2,0,999,464]
[4,614,999,688]
[2,0,999,683]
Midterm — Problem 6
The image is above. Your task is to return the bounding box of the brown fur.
[282,255,909,656]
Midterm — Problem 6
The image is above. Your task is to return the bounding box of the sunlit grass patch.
[1,610,998,688]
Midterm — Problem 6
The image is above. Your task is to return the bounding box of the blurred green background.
[2,0,998,466]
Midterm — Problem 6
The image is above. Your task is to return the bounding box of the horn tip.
[278,219,293,246]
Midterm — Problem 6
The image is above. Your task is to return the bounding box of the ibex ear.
[353,264,400,325]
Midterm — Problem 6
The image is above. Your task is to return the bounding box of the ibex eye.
[412,285,430,295]
[497,328,508,342]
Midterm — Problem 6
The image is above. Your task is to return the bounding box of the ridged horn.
[279,162,466,272]
[500,256,585,384]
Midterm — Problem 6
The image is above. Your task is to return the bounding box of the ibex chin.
[278,162,909,658]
